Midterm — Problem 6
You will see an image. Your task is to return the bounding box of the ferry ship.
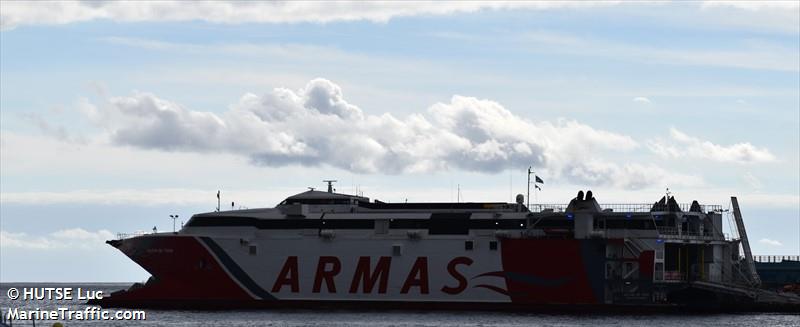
[94,183,800,311]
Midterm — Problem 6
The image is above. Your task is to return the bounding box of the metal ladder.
[731,196,762,287]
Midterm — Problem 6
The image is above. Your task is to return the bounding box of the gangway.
[731,196,762,286]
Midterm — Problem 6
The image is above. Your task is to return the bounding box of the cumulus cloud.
[0,1,618,30]
[758,238,783,247]
[0,228,115,250]
[565,161,703,190]
[647,128,776,164]
[73,78,706,189]
[633,97,651,104]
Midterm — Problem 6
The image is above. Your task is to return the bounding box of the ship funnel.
[577,190,584,201]
[515,194,524,205]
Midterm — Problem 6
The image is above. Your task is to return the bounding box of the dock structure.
[755,256,800,289]
[731,197,761,287]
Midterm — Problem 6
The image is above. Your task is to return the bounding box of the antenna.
[450,180,453,202]
[323,180,337,193]
[527,166,532,210]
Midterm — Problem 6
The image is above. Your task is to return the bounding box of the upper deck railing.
[657,227,733,241]
[531,203,723,213]
[116,231,152,240]
[754,255,800,263]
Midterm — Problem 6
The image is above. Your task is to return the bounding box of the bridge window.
[489,241,498,251]
[249,245,257,256]
[288,198,352,205]
[428,213,470,235]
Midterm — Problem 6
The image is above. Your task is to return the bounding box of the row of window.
[593,219,657,230]
[281,198,353,205]
[186,216,530,232]
[248,241,499,257]
[188,215,658,232]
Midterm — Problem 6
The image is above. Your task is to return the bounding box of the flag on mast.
[535,185,542,191]
[535,175,544,184]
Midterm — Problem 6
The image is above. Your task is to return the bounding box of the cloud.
[3,1,797,33]
[0,1,620,30]
[564,161,703,190]
[83,78,653,185]
[647,128,776,164]
[632,97,651,104]
[758,238,783,247]
[0,229,115,250]
[64,78,709,190]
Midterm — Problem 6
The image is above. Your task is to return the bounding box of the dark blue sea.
[1,283,798,326]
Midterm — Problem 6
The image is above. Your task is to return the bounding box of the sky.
[0,1,798,282]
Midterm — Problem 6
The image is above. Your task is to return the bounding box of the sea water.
[1,283,797,327]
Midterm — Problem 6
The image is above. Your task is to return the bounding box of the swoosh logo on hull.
[472,284,510,297]
[199,237,276,301]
